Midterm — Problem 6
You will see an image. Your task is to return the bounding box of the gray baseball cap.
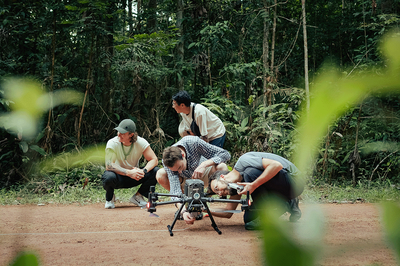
[114,119,136,133]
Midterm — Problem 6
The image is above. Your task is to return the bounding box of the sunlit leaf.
[259,198,318,266]
[0,78,83,140]
[10,252,39,266]
[40,145,106,172]
[381,202,400,263]
[293,31,400,191]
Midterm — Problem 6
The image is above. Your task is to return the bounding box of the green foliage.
[0,78,82,139]
[2,2,400,265]
[258,31,400,266]
[9,251,39,266]
[259,197,323,266]
[381,202,400,263]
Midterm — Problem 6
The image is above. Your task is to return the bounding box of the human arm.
[105,148,145,181]
[191,139,231,179]
[195,105,209,139]
[142,146,158,173]
[178,120,192,137]
[237,158,283,195]
[203,194,241,219]
[163,164,183,197]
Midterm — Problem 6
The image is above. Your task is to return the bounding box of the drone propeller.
[213,209,242,213]
[149,213,159,218]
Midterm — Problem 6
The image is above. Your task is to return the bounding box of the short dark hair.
[207,170,230,195]
[163,146,183,168]
[172,90,191,107]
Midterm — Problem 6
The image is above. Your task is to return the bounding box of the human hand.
[192,164,206,179]
[127,168,145,181]
[182,212,196,224]
[237,182,254,195]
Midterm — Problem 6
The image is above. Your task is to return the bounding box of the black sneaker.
[288,197,302,222]
[244,217,261,230]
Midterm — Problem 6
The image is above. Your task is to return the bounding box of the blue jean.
[209,132,226,148]
[101,167,159,201]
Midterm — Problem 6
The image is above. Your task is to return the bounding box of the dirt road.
[0,202,397,265]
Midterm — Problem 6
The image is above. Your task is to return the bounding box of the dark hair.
[172,90,191,107]
[163,146,183,168]
[207,170,230,195]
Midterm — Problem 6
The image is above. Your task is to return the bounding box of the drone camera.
[184,179,204,212]
[227,183,244,193]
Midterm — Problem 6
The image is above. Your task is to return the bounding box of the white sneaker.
[129,194,147,207]
[105,194,115,209]
[105,200,115,209]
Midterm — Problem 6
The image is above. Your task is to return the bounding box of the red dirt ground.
[0,202,397,266]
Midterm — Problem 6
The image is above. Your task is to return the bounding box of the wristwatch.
[143,168,148,174]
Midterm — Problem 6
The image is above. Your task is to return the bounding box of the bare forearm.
[208,210,233,219]
[199,159,216,168]
[143,158,158,172]
[106,162,131,176]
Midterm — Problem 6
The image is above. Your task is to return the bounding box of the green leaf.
[30,145,47,156]
[241,117,248,128]
[10,252,39,266]
[19,141,29,153]
[381,202,400,262]
[260,198,316,266]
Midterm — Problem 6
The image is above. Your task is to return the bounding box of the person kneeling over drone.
[207,152,304,230]
[156,136,231,225]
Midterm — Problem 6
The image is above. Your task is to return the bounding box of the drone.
[146,179,251,236]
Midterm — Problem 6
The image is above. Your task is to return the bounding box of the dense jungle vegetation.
[1,0,400,194]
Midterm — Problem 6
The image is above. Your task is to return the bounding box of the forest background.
[1,0,400,197]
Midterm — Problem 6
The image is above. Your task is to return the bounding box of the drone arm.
[154,193,182,197]
[152,199,185,207]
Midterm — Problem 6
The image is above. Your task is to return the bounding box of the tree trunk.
[262,0,270,116]
[176,0,184,90]
[362,3,368,60]
[136,0,142,32]
[302,0,310,113]
[148,0,157,31]
[270,0,277,73]
[78,34,94,147]
[106,3,115,114]
[128,0,133,36]
[44,10,57,153]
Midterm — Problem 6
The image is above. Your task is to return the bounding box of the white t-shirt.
[178,102,225,141]
[105,136,150,169]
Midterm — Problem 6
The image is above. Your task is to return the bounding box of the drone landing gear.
[166,202,221,236]
[165,199,222,236]
[204,203,222,235]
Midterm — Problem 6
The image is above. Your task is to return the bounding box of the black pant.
[241,167,303,223]
[101,167,159,201]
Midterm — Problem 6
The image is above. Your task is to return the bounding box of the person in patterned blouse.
[156,135,231,224]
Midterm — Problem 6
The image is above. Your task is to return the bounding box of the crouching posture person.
[102,119,159,209]
[156,136,231,224]
[208,152,304,230]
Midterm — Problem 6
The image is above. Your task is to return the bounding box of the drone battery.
[184,179,204,198]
